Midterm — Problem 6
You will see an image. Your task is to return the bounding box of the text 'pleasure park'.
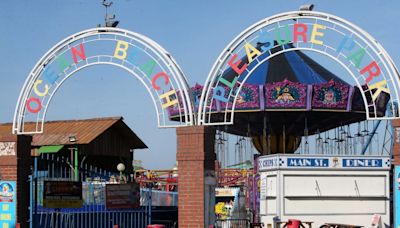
[2,2,400,228]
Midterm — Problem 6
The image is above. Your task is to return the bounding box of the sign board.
[395,166,400,228]
[258,154,391,171]
[199,10,400,125]
[132,160,143,170]
[215,187,239,197]
[0,181,16,228]
[43,181,82,208]
[0,143,15,156]
[260,177,267,199]
[13,27,193,135]
[106,183,140,209]
[395,127,400,144]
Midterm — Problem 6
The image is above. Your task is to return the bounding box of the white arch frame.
[13,27,194,134]
[198,11,400,125]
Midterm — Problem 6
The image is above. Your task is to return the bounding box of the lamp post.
[117,163,125,183]
[69,135,78,181]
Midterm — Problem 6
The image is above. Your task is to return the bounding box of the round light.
[117,163,126,172]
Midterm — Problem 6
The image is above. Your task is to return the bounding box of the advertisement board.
[395,166,400,228]
[0,181,16,228]
[258,154,391,171]
[106,183,140,209]
[43,181,82,208]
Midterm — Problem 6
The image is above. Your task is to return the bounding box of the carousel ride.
[169,40,395,222]
[170,41,392,160]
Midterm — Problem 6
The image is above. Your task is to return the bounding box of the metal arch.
[13,27,194,134]
[41,61,163,135]
[198,10,400,125]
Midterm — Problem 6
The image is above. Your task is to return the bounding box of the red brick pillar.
[176,126,216,228]
[0,135,18,180]
[0,135,32,228]
[393,120,400,164]
[16,135,32,228]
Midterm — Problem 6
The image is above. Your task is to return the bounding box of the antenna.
[100,0,119,27]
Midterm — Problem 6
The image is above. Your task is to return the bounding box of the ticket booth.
[258,154,391,228]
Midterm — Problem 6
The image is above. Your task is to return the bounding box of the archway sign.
[198,11,400,125]
[13,10,400,134]
[13,27,194,134]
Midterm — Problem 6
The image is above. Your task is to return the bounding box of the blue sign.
[342,159,382,168]
[287,158,329,167]
[0,181,16,228]
[257,155,390,171]
[258,158,278,170]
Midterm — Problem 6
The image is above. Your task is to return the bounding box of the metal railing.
[30,153,151,228]
[215,219,251,228]
[33,210,149,228]
[151,219,177,228]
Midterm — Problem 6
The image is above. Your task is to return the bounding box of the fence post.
[33,155,38,228]
[148,187,152,225]
[29,175,33,228]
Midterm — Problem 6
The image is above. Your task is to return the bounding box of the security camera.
[299,4,314,11]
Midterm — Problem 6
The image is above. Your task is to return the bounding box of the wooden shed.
[0,116,147,172]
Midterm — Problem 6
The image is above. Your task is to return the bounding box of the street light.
[68,135,77,143]
[117,163,126,183]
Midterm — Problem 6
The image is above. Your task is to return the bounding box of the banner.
[106,183,140,209]
[0,181,16,228]
[395,166,400,228]
[43,181,82,208]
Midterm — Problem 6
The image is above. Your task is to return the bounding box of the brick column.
[176,126,216,228]
[393,120,400,164]
[0,135,32,228]
[0,135,18,180]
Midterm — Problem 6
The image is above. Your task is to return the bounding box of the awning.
[38,145,64,154]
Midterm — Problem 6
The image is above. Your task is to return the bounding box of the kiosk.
[258,154,391,227]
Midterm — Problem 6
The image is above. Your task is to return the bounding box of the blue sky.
[1,0,400,169]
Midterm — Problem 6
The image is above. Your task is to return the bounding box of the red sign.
[106,183,140,209]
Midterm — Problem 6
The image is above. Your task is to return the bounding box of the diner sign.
[258,154,391,171]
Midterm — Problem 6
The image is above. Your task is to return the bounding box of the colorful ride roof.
[228,43,348,85]
[169,43,390,144]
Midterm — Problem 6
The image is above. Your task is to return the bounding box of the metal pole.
[33,156,38,228]
[74,147,79,181]
[149,187,152,225]
[362,120,381,155]
[252,167,257,223]
[29,175,33,228]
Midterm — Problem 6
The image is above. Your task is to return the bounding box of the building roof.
[0,117,147,149]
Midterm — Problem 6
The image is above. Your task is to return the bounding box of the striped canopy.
[226,43,348,85]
